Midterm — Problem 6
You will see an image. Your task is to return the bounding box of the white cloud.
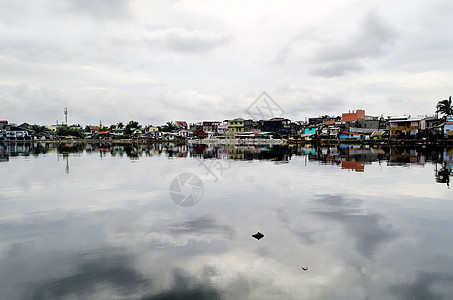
[1,0,452,124]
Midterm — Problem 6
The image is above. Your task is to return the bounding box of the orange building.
[342,109,365,122]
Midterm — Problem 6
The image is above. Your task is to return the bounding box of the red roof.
[97,131,110,134]
[176,121,187,126]
[326,120,335,125]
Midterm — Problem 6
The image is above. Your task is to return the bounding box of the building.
[5,126,30,140]
[0,120,7,130]
[308,116,332,126]
[444,116,453,138]
[144,126,159,134]
[342,109,365,122]
[388,117,421,138]
[175,121,188,130]
[228,118,245,135]
[217,121,229,135]
[202,121,221,133]
[259,118,291,135]
[302,127,317,140]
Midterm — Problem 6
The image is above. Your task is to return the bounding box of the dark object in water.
[252,232,264,240]
[301,267,308,271]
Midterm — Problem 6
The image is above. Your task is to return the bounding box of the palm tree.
[436,96,453,118]
[162,121,178,132]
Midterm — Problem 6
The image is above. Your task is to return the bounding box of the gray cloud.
[310,11,397,77]
[27,250,146,300]
[389,272,453,300]
[145,28,232,53]
[0,0,451,124]
[65,0,130,19]
[163,215,236,239]
[309,61,364,77]
[316,12,397,62]
[313,194,398,258]
[276,11,397,78]
[142,270,222,300]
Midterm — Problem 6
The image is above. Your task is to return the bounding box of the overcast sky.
[1,0,452,126]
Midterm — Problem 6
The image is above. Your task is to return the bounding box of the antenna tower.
[64,107,68,124]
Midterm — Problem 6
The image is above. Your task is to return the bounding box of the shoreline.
[2,138,453,146]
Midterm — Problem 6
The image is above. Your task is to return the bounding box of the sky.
[1,0,452,126]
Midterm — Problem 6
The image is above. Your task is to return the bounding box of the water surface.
[1,143,452,299]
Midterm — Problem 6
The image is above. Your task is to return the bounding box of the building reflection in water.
[1,142,452,186]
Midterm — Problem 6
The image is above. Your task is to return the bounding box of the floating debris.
[301,267,308,271]
[252,232,264,240]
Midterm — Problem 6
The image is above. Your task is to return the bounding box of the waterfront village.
[2,105,453,144]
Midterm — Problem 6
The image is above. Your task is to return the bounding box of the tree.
[31,124,48,133]
[436,96,453,118]
[57,124,84,138]
[162,121,178,132]
[124,120,141,135]
[117,122,124,129]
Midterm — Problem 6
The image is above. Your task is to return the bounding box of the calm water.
[1,142,453,300]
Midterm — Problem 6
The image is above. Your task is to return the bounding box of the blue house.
[302,127,317,140]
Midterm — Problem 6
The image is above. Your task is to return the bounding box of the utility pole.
[64,107,68,125]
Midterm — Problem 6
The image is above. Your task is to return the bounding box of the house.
[202,121,221,133]
[193,130,208,139]
[419,116,442,137]
[0,120,8,130]
[19,122,32,129]
[177,130,193,138]
[308,115,332,126]
[5,126,30,140]
[175,121,188,130]
[302,127,317,140]
[144,126,159,134]
[189,122,203,132]
[112,128,125,136]
[322,126,340,137]
[444,116,453,138]
[130,128,143,136]
[259,118,291,135]
[47,125,60,132]
[95,131,112,139]
[388,116,421,138]
[217,121,229,135]
[228,118,245,135]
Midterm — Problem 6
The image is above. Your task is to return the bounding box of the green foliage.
[124,120,141,135]
[56,124,84,138]
[31,124,48,133]
[436,96,453,117]
[162,121,178,132]
[114,134,129,139]
[117,122,124,129]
